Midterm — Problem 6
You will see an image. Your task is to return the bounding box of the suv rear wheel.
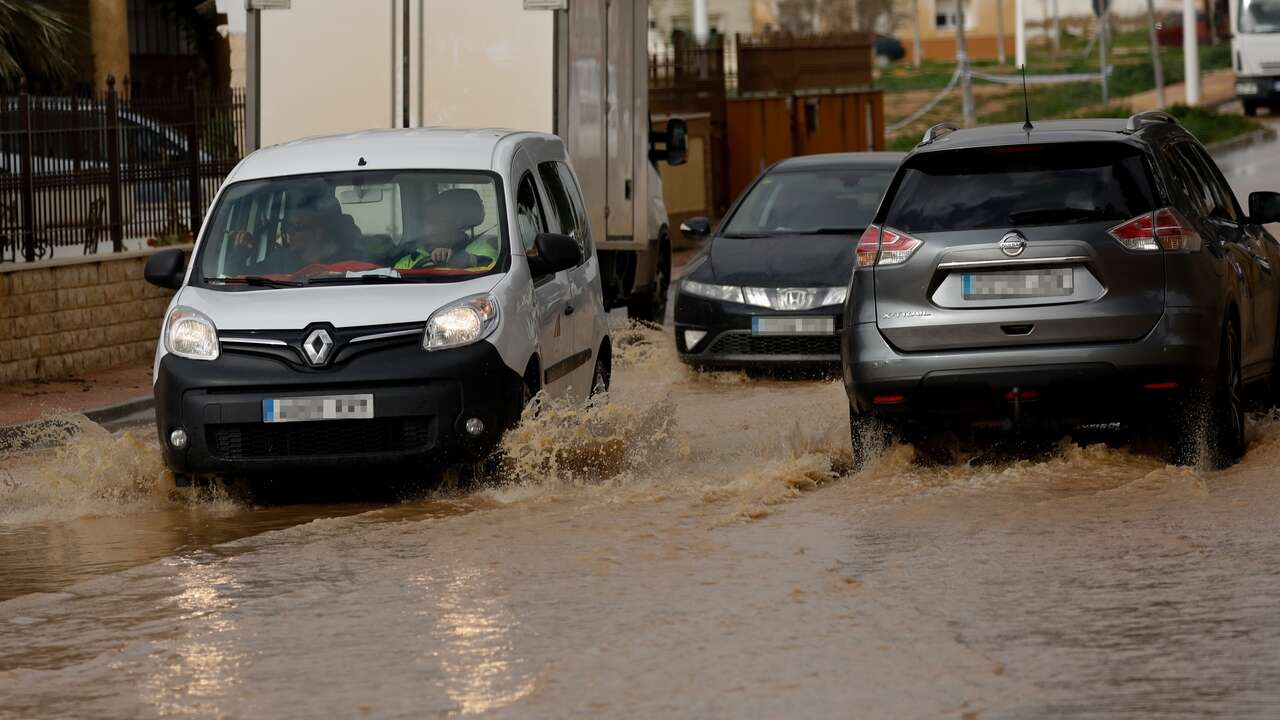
[1209,317,1247,468]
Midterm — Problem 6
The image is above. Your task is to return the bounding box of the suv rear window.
[882,143,1157,233]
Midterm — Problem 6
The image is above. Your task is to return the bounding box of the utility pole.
[1099,1,1110,105]
[1051,0,1060,53]
[1015,0,1027,68]
[1183,0,1201,103]
[1146,0,1167,108]
[912,0,923,67]
[997,0,1007,65]
[957,0,975,127]
[693,0,709,45]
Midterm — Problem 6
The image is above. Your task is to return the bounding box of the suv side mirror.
[144,248,187,290]
[527,233,582,277]
[680,216,712,239]
[649,118,689,167]
[1249,191,1280,224]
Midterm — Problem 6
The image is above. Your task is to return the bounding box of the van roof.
[228,127,554,183]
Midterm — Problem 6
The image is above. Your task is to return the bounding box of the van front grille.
[208,418,433,460]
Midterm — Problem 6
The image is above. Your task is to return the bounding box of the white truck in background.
[1232,0,1280,116]
[245,0,686,322]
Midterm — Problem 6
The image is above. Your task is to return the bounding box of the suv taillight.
[857,225,923,267]
[1108,207,1201,252]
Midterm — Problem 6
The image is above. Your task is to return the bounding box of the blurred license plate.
[263,394,374,423]
[752,317,835,335]
[963,268,1073,300]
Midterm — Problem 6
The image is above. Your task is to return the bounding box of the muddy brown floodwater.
[2,321,1280,719]
[4,136,1280,719]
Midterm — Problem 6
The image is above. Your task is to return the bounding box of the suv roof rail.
[1124,111,1180,132]
[919,122,959,146]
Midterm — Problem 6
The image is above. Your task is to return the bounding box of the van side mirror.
[144,248,187,290]
[649,118,689,167]
[1249,191,1280,224]
[680,216,712,239]
[527,233,582,277]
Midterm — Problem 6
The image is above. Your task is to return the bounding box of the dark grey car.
[842,114,1280,468]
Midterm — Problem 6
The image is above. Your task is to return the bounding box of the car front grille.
[208,418,434,460]
[706,333,841,356]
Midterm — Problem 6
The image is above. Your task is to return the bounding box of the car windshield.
[196,170,505,288]
[882,143,1157,234]
[722,167,895,236]
[1241,0,1280,32]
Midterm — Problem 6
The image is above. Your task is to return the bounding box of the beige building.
[896,0,1017,62]
[648,0,779,42]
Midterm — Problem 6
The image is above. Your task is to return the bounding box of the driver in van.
[395,189,497,269]
[225,187,361,274]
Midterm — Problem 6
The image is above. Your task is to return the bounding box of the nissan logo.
[999,231,1027,257]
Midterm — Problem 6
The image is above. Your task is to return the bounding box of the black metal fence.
[0,77,245,263]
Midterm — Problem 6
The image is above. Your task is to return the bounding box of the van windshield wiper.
[1008,208,1110,225]
[208,275,305,288]
[305,274,415,285]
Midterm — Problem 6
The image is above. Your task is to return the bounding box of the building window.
[933,0,975,30]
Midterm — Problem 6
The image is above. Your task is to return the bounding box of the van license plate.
[752,317,835,335]
[263,394,375,423]
[962,268,1073,300]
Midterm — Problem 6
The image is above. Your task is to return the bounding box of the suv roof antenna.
[1021,65,1034,132]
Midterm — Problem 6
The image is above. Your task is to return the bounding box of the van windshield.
[1241,0,1280,32]
[196,170,506,288]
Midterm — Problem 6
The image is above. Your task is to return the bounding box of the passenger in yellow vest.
[394,189,496,270]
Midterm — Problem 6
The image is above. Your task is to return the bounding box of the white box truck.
[245,0,686,321]
[1232,0,1280,116]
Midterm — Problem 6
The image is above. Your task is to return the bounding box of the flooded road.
[3,137,1280,718]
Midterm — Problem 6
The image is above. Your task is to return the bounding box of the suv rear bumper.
[154,341,524,476]
[843,307,1220,426]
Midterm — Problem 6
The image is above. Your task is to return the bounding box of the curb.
[0,394,154,453]
[1206,126,1279,157]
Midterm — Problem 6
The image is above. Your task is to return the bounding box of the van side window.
[516,172,547,252]
[537,161,592,261]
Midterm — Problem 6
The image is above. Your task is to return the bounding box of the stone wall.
[0,249,185,384]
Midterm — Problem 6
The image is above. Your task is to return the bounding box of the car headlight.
[682,279,744,304]
[424,293,500,351]
[165,306,219,361]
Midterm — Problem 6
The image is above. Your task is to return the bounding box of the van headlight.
[424,294,500,351]
[165,306,219,361]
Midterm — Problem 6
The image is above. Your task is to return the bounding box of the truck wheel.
[627,232,670,324]
[1243,100,1259,117]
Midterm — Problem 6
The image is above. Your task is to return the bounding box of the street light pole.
[1146,0,1167,108]
[997,0,1006,65]
[1099,2,1110,105]
[957,0,975,127]
[1183,0,1201,103]
[693,0,709,45]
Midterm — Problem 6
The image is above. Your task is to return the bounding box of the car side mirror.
[144,248,187,290]
[1249,191,1280,224]
[527,233,582,277]
[680,216,712,239]
[649,118,688,167]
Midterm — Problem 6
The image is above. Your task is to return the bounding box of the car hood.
[700,233,859,287]
[174,274,503,331]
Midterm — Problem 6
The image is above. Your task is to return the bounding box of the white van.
[1232,0,1280,115]
[143,128,610,483]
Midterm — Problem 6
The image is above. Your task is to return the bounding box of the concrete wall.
[0,250,180,385]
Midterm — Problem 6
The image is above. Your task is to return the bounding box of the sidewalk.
[1122,67,1237,112]
[0,361,152,427]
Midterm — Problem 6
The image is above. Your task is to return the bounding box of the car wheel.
[627,233,670,324]
[589,350,610,398]
[1210,317,1246,468]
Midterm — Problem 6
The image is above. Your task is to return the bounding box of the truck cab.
[1232,0,1280,115]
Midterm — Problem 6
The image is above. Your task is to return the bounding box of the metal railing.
[0,76,245,263]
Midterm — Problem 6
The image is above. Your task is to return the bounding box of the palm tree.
[0,0,75,82]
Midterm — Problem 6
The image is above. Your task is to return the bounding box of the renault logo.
[999,231,1027,257]
[302,328,334,366]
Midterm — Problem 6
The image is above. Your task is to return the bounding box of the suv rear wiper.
[1008,208,1110,224]
[208,275,305,288]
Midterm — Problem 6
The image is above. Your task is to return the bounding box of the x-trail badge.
[999,231,1027,257]
[302,328,334,366]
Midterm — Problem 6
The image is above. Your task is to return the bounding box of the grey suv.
[843,114,1280,468]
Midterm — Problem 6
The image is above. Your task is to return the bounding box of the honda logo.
[998,231,1027,257]
[302,328,334,366]
[777,289,816,311]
